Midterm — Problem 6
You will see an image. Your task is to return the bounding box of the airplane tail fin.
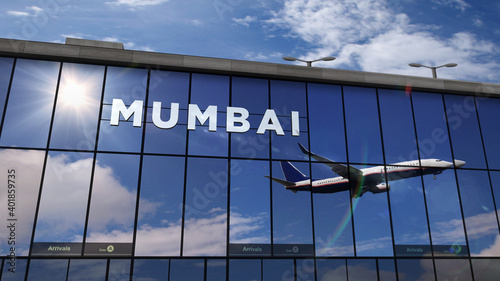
[280,161,309,182]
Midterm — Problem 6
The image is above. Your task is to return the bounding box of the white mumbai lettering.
[110,99,300,136]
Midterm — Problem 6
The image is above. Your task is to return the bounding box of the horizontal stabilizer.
[265,176,296,187]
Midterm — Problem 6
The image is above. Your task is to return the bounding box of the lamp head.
[444,63,458,67]
[409,63,423,67]
[321,56,336,61]
[282,57,298,62]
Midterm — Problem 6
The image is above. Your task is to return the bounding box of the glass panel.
[316,259,346,281]
[148,70,189,108]
[34,152,93,246]
[270,80,306,115]
[98,66,147,153]
[435,259,472,281]
[295,259,315,281]
[183,158,227,256]
[0,57,14,125]
[191,73,229,109]
[67,259,106,281]
[412,91,453,163]
[312,162,354,257]
[270,128,309,161]
[229,160,270,255]
[343,86,383,164]
[444,94,486,169]
[0,59,59,148]
[476,97,500,170]
[27,259,68,281]
[490,171,500,234]
[232,77,268,114]
[169,259,204,281]
[85,154,140,254]
[347,259,377,281]
[230,130,269,159]
[263,259,294,281]
[228,259,260,281]
[188,128,228,157]
[144,123,187,155]
[0,149,45,256]
[108,259,131,281]
[135,156,185,256]
[271,160,314,256]
[397,259,435,281]
[352,164,393,257]
[307,83,346,162]
[378,259,397,281]
[206,259,226,281]
[1,258,27,281]
[471,259,500,281]
[132,259,169,281]
[389,172,431,256]
[457,170,500,256]
[50,63,104,150]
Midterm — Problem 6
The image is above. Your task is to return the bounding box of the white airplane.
[266,144,466,198]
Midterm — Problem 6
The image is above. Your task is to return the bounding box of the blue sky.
[2,0,500,83]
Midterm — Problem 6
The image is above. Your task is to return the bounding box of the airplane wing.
[264,176,296,187]
[298,143,363,179]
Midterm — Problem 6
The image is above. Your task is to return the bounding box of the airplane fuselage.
[286,159,458,195]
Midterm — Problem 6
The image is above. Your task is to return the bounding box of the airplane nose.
[454,159,466,168]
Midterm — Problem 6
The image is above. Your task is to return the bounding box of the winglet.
[298,143,309,155]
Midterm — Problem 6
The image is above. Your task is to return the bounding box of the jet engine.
[370,183,391,194]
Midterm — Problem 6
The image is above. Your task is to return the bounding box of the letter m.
[110,99,143,127]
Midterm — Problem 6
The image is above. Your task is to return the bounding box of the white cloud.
[432,0,470,12]
[7,11,30,17]
[267,0,500,82]
[106,0,169,7]
[232,15,258,27]
[27,6,44,14]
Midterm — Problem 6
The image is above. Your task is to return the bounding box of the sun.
[58,80,90,109]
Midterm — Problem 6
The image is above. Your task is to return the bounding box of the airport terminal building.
[1,37,500,280]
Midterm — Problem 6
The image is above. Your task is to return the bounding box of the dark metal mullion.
[340,85,357,257]
[304,82,316,259]
[268,79,274,256]
[82,65,108,255]
[375,89,397,259]
[226,76,232,258]
[442,94,471,257]
[130,67,151,279]
[408,90,435,258]
[28,61,64,259]
[0,58,16,138]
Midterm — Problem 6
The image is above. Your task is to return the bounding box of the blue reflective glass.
[412,92,452,162]
[67,259,106,281]
[102,67,147,105]
[316,259,346,281]
[188,126,228,157]
[435,259,472,281]
[50,63,104,150]
[378,89,418,164]
[307,83,346,162]
[1,258,27,281]
[444,94,486,169]
[312,163,354,257]
[263,259,294,281]
[0,57,14,126]
[343,86,383,164]
[135,156,185,256]
[27,259,68,281]
[169,259,204,281]
[271,130,309,161]
[0,59,59,148]
[34,152,93,243]
[347,259,377,281]
[232,77,268,114]
[86,154,140,246]
[108,259,131,281]
[471,259,500,281]
[183,158,227,256]
[231,130,269,159]
[144,123,187,155]
[397,259,435,281]
[190,73,229,108]
[230,160,271,245]
[270,80,307,114]
[0,149,45,256]
[132,259,169,281]
[378,259,397,281]
[148,70,189,109]
[457,170,499,256]
[206,259,226,281]
[228,259,260,281]
[98,119,143,153]
[476,97,500,169]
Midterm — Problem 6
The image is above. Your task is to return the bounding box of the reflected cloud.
[230,211,270,243]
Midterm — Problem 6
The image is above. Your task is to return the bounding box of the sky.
[1,0,500,83]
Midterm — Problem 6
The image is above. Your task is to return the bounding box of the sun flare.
[58,80,90,108]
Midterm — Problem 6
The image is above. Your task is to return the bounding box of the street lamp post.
[283,56,336,67]
[409,63,458,78]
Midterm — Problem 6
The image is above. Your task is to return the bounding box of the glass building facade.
[0,44,500,280]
